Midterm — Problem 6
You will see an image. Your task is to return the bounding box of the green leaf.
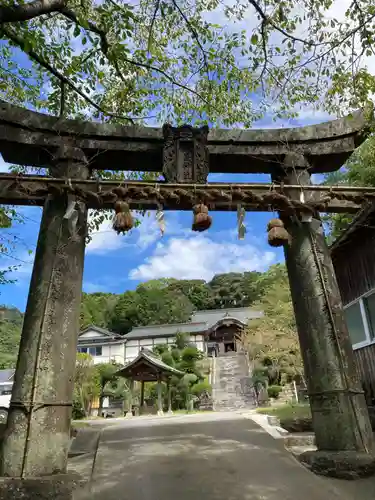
[251,33,258,45]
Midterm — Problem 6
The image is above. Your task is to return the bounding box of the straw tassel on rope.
[192,203,212,232]
[267,218,290,247]
[156,208,166,236]
[237,204,246,240]
[113,200,134,234]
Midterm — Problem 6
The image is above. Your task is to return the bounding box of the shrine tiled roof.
[191,307,263,329]
[124,321,207,340]
[116,349,185,378]
[124,307,263,340]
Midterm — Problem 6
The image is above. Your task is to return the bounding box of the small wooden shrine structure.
[0,100,374,496]
[116,348,184,416]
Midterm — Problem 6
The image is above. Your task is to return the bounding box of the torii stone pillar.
[276,155,375,477]
[0,146,89,497]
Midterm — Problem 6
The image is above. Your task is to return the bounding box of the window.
[363,293,375,341]
[77,346,102,356]
[344,302,367,345]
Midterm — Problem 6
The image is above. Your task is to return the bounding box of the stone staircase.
[212,353,256,411]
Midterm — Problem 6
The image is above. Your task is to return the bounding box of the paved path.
[70,412,375,500]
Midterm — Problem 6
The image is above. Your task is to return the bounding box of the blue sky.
[0,10,333,311]
[0,138,326,312]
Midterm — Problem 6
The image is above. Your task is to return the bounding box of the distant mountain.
[0,264,289,368]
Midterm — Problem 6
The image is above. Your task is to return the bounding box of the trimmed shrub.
[267,385,282,399]
[191,380,212,397]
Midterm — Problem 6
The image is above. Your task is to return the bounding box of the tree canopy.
[1,0,375,125]
[323,135,375,241]
[0,264,293,366]
[242,264,304,388]
[109,285,194,333]
[1,0,375,282]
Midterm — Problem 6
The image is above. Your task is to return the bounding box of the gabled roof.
[191,307,263,329]
[330,202,375,251]
[79,325,116,337]
[116,348,184,381]
[78,325,124,343]
[124,321,207,340]
[82,307,263,342]
[124,307,262,340]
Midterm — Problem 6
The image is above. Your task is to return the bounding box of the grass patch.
[71,421,90,428]
[257,403,311,421]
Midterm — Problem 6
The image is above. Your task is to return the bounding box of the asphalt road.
[71,412,375,500]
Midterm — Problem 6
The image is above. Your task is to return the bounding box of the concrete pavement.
[70,412,375,500]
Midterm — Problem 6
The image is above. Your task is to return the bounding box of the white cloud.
[85,212,122,254]
[0,155,11,173]
[129,235,276,282]
[86,210,188,255]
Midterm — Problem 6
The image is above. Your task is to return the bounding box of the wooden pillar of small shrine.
[167,379,173,415]
[157,376,164,416]
[0,146,89,490]
[276,154,375,470]
[140,380,145,411]
[126,379,134,418]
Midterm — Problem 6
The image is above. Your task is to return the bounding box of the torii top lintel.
[0,101,371,176]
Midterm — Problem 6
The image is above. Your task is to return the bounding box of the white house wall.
[125,344,140,362]
[153,337,168,345]
[191,334,205,352]
[78,332,207,366]
[79,343,125,365]
[124,334,206,363]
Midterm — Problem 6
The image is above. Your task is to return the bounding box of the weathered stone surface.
[267,415,280,427]
[162,124,209,183]
[285,433,316,448]
[198,390,214,411]
[280,417,314,433]
[0,473,85,500]
[0,100,371,173]
[68,428,101,458]
[282,167,375,453]
[0,148,89,477]
[212,354,256,411]
[299,450,375,480]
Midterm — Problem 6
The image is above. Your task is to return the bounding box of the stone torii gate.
[0,101,374,496]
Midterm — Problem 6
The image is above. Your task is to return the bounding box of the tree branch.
[247,0,321,47]
[59,80,65,117]
[170,0,210,78]
[61,8,211,105]
[1,26,135,123]
[1,1,212,111]
[248,0,375,52]
[0,0,66,23]
[147,0,160,52]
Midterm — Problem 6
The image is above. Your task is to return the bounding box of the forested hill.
[0,306,24,369]
[0,264,288,369]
